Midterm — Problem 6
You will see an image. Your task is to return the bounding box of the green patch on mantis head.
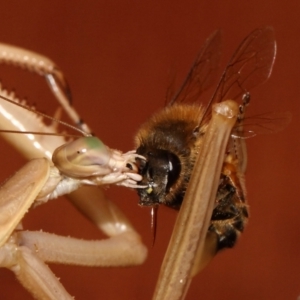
[52,136,112,178]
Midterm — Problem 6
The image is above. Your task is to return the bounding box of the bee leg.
[209,174,249,251]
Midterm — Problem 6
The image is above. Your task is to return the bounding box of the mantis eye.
[52,137,111,178]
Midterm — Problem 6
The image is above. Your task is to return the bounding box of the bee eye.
[166,153,181,192]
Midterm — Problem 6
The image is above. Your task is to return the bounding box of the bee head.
[136,147,181,207]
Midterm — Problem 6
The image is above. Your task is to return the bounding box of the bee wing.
[168,30,222,106]
[201,26,277,123]
[232,111,292,138]
[199,27,277,174]
[229,110,291,173]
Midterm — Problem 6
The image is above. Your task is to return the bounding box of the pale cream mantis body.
[0,45,148,299]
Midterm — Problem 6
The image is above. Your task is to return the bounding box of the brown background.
[0,1,299,299]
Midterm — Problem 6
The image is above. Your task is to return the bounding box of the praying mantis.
[0,44,149,299]
[0,27,289,300]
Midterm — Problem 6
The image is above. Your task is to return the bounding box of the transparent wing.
[227,110,291,179]
[201,26,277,123]
[206,27,276,174]
[232,111,292,138]
[168,30,222,106]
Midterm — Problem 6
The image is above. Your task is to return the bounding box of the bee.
[135,27,279,252]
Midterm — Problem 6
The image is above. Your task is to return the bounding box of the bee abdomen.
[209,174,248,251]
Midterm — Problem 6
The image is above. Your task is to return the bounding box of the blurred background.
[0,1,299,299]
